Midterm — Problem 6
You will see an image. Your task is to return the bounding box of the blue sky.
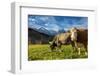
[28,15,88,32]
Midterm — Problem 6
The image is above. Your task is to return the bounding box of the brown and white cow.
[70,27,88,55]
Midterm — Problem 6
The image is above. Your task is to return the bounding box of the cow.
[49,31,71,52]
[49,27,88,56]
[70,28,88,55]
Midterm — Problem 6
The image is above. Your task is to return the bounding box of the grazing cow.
[49,27,88,56]
[49,31,71,52]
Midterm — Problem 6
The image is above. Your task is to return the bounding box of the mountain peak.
[29,26,66,36]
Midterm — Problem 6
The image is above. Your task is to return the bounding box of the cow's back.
[77,29,88,45]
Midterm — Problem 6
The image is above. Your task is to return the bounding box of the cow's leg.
[74,41,82,56]
[50,45,55,52]
[55,37,62,52]
[71,41,77,58]
[78,48,81,55]
[71,41,78,50]
[57,42,62,52]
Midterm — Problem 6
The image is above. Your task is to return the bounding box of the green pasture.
[28,44,88,61]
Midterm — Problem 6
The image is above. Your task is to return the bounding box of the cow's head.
[49,41,57,51]
[65,27,78,44]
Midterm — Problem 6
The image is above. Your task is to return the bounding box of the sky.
[28,15,88,32]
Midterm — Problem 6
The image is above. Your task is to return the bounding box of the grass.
[28,44,88,61]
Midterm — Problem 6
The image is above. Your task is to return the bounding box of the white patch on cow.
[71,32,77,41]
[70,27,77,41]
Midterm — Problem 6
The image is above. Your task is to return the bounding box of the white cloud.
[46,24,61,32]
[71,25,88,29]
[44,23,48,26]
[28,18,36,21]
[39,17,49,21]
[31,19,36,21]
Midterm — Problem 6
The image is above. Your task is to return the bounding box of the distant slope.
[28,28,53,44]
[38,27,51,36]
[28,25,66,36]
